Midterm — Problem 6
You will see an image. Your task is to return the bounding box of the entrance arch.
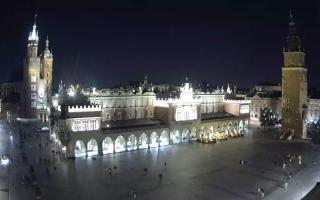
[182,129,190,142]
[115,135,126,152]
[160,131,169,146]
[149,132,159,148]
[87,139,98,156]
[222,123,227,132]
[75,140,86,157]
[139,133,148,149]
[234,121,239,131]
[190,127,197,140]
[127,134,137,151]
[245,119,249,130]
[228,122,233,131]
[239,120,244,131]
[171,130,180,144]
[102,137,113,154]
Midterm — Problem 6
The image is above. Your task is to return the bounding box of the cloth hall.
[51,79,250,158]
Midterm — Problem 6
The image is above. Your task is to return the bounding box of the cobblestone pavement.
[3,124,320,200]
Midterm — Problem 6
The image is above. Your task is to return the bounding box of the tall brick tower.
[22,15,53,123]
[281,11,308,139]
[24,16,41,118]
[41,36,53,106]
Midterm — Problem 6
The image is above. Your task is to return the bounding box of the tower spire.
[45,35,49,49]
[28,14,39,46]
[284,10,302,52]
[289,9,295,26]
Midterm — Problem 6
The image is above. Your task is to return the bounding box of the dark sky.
[1,0,320,89]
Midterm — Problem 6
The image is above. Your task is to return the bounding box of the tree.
[308,120,320,144]
[259,108,279,128]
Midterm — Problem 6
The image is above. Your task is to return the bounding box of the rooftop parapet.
[67,105,101,113]
[223,99,251,104]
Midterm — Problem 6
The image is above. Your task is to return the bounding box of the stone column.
[98,141,103,156]
[66,143,75,158]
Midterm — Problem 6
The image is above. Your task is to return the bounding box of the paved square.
[4,125,320,200]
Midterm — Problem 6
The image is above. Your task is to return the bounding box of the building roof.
[201,112,236,121]
[102,118,166,131]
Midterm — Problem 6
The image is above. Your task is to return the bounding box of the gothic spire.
[284,10,302,52]
[28,14,39,46]
[44,35,52,58]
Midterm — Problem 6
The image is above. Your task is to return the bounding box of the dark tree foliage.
[308,120,320,144]
[259,108,279,127]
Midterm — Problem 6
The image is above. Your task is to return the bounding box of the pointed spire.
[28,14,39,46]
[44,35,52,58]
[284,9,302,52]
[289,9,295,26]
[34,14,37,26]
[45,35,49,49]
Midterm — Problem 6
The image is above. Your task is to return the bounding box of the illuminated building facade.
[51,79,250,158]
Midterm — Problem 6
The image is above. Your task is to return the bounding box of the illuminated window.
[31,76,36,82]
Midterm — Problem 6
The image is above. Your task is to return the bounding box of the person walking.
[284,182,288,189]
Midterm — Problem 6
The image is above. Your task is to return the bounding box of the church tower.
[24,15,41,118]
[281,11,308,139]
[41,36,53,105]
[22,15,53,123]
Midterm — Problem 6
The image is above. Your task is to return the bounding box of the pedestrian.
[289,172,292,179]
[260,189,265,197]
[284,182,288,189]
[257,187,261,193]
[144,167,148,173]
[158,173,163,180]
[282,162,286,169]
[164,162,167,167]
[298,155,302,165]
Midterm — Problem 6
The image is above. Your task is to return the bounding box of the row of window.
[103,111,153,121]
[176,110,197,121]
[72,120,98,132]
[91,98,154,108]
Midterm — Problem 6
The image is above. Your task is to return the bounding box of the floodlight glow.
[0,157,10,166]
[68,91,75,96]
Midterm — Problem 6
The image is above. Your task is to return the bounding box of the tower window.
[31,76,36,82]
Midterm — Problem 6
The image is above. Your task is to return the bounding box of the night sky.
[1,0,319,89]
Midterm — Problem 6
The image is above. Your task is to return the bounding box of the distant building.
[248,83,282,122]
[307,99,320,123]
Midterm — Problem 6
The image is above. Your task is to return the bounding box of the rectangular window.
[73,121,82,132]
[31,84,36,91]
[31,76,36,83]
[31,93,37,99]
[31,101,36,108]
